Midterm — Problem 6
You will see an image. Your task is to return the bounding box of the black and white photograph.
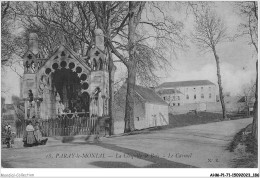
[1,1,259,177]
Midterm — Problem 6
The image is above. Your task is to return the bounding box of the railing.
[15,113,100,138]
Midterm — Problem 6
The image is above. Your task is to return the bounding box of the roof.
[157,89,183,95]
[134,85,168,105]
[158,80,215,88]
[117,84,168,106]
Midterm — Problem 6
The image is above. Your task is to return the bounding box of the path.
[1,118,252,168]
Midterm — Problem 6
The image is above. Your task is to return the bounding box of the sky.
[163,2,257,95]
[1,1,257,104]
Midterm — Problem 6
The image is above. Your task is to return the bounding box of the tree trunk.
[252,60,258,153]
[124,64,136,133]
[213,48,227,120]
[124,2,138,133]
[108,49,115,135]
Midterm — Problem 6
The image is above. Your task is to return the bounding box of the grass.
[227,127,246,152]
[167,111,251,129]
[227,123,258,168]
[121,111,251,136]
[167,111,222,128]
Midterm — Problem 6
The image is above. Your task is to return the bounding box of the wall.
[169,97,244,114]
[22,74,37,99]
[179,84,216,104]
[113,88,146,134]
[160,93,184,106]
[157,84,217,106]
[114,121,124,134]
[134,99,146,130]
[145,103,169,127]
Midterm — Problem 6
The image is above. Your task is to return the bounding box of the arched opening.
[99,57,103,70]
[52,68,90,114]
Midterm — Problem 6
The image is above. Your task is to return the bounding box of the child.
[10,132,16,147]
[5,126,12,148]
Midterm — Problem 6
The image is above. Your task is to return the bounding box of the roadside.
[228,124,258,168]
[114,112,252,136]
[2,118,253,168]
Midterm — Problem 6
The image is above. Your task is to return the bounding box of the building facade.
[155,80,217,106]
[21,29,112,121]
[114,84,169,134]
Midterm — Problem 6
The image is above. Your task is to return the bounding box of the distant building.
[238,95,255,115]
[155,80,217,106]
[114,84,169,134]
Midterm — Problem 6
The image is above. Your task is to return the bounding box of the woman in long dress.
[24,121,36,147]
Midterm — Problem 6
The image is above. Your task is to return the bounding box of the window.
[209,87,211,91]
[178,103,180,106]
[194,87,196,92]
[163,97,166,100]
[136,117,140,121]
[209,93,212,98]
[201,87,203,91]
[177,96,180,100]
[173,103,175,106]
[186,95,189,99]
[201,94,204,99]
[194,95,196,99]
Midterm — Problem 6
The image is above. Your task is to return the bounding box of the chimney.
[28,33,39,54]
[94,29,104,51]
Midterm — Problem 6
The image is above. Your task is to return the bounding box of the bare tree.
[91,1,146,132]
[123,2,146,132]
[96,2,186,132]
[238,81,256,116]
[12,1,186,133]
[235,1,258,152]
[1,2,25,67]
[192,7,227,120]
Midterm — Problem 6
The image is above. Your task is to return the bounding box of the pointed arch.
[37,45,91,96]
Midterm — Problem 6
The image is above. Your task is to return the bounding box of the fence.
[16,112,100,138]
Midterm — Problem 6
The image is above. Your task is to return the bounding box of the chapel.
[21,29,111,122]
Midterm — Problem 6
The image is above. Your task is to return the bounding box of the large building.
[155,80,217,106]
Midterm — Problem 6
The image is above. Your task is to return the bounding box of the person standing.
[5,126,12,148]
[24,121,36,147]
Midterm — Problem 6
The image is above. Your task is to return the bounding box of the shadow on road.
[68,141,197,168]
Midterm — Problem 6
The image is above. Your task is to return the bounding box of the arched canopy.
[36,45,91,97]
